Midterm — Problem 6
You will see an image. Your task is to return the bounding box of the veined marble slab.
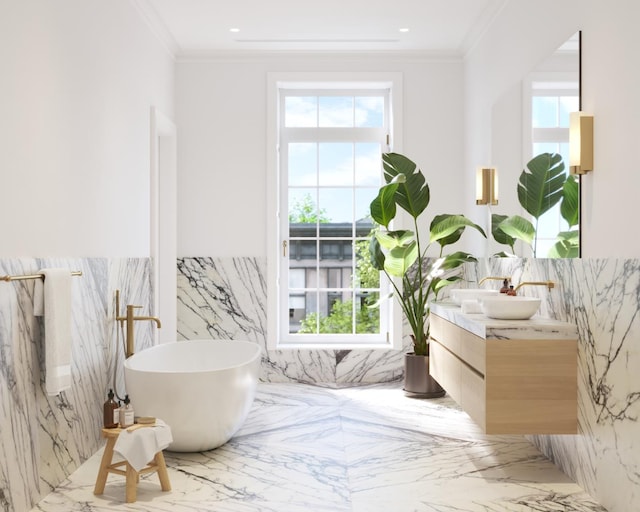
[0,257,153,512]
[177,257,410,385]
[430,301,578,340]
[30,383,607,512]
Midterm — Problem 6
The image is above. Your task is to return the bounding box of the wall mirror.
[524,31,581,257]
[490,31,581,258]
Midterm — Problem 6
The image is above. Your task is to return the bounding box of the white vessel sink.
[479,296,541,320]
[450,288,499,305]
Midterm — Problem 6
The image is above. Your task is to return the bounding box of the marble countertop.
[430,301,578,340]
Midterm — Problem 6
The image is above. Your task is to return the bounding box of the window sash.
[278,88,390,345]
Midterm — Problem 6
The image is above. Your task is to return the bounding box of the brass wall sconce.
[475,167,498,205]
[569,111,594,175]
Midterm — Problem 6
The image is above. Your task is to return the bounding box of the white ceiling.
[134,0,508,56]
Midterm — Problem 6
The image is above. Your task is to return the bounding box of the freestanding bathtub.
[123,339,261,452]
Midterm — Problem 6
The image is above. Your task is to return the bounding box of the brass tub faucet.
[115,290,162,358]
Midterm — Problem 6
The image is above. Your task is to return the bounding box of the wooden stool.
[94,427,171,503]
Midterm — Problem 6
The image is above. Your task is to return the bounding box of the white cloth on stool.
[114,420,173,472]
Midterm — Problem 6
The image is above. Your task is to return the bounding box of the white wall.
[0,0,174,257]
[465,0,640,258]
[176,55,464,257]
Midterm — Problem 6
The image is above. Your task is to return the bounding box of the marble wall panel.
[0,258,152,512]
[177,257,408,384]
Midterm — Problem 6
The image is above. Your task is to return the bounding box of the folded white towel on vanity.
[33,268,73,396]
[114,420,173,472]
[461,299,482,314]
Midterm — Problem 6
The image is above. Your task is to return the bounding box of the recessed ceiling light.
[399,28,410,33]
[230,28,240,33]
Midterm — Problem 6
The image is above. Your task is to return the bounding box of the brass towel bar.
[0,271,83,282]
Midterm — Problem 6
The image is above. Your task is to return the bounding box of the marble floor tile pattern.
[31,383,607,512]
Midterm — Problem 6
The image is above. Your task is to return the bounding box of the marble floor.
[31,383,607,512]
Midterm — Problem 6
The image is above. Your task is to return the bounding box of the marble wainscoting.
[177,257,406,384]
[466,258,640,512]
[0,258,153,512]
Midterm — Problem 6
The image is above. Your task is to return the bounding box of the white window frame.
[266,72,403,351]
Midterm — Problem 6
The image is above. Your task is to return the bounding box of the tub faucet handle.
[126,304,143,316]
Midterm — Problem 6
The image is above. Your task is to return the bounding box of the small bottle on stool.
[103,389,119,428]
[119,395,135,428]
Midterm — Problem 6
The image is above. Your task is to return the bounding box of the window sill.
[269,341,399,351]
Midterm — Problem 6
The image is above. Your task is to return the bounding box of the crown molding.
[460,0,510,58]
[130,0,180,59]
[177,48,463,64]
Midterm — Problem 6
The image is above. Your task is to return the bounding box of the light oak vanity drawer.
[430,314,486,375]
[429,340,461,402]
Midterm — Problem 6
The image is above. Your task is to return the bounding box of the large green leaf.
[517,152,566,219]
[561,175,580,228]
[369,175,404,228]
[438,251,478,271]
[431,214,463,247]
[429,214,486,245]
[382,152,430,220]
[368,236,385,271]
[548,230,580,258]
[431,275,463,297]
[375,229,414,250]
[491,213,516,249]
[382,152,416,183]
[384,240,418,277]
[497,215,536,246]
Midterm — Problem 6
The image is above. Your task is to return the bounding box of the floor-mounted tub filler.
[124,340,261,452]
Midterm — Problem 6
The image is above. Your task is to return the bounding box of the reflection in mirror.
[523,32,580,257]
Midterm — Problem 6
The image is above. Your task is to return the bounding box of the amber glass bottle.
[103,389,119,428]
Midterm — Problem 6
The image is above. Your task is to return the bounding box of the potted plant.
[369,152,486,397]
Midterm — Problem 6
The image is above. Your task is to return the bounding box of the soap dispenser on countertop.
[506,285,517,296]
[119,395,135,428]
[500,279,510,294]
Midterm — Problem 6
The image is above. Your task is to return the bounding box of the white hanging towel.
[33,268,73,396]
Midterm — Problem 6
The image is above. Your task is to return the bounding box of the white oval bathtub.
[123,340,261,452]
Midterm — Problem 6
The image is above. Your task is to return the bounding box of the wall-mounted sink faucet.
[115,290,161,358]
[513,281,555,294]
[478,276,510,286]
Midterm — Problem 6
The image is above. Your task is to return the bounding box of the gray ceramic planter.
[403,353,445,398]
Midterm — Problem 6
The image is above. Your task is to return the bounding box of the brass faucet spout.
[133,316,162,328]
[514,281,555,293]
[478,276,510,286]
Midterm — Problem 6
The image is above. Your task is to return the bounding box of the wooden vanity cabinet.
[429,314,577,434]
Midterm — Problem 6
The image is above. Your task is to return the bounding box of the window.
[525,74,579,256]
[267,74,402,349]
